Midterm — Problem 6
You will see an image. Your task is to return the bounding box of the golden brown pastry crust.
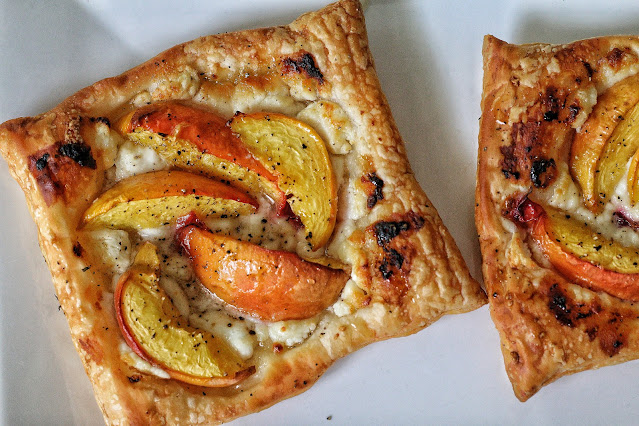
[0,1,485,423]
[478,35,639,401]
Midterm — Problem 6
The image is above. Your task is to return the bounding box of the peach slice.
[118,102,288,214]
[629,148,639,204]
[177,224,349,321]
[230,112,337,249]
[571,73,639,211]
[115,242,255,387]
[82,170,257,230]
[527,202,639,300]
[594,101,639,208]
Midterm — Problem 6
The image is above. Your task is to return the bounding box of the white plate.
[3,0,639,424]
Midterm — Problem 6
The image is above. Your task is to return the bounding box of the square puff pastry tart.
[478,35,639,401]
[0,0,485,423]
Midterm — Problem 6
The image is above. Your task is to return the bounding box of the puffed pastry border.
[0,1,485,423]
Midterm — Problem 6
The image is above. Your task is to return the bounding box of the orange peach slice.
[119,102,288,213]
[529,203,639,300]
[115,242,255,387]
[571,73,639,211]
[230,112,337,249]
[82,170,257,229]
[177,224,349,321]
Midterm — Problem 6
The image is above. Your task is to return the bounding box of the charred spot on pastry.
[565,104,581,124]
[548,284,574,327]
[575,310,594,320]
[282,52,324,84]
[58,142,97,169]
[581,60,595,78]
[371,216,419,289]
[73,242,84,257]
[385,248,404,269]
[373,213,424,248]
[364,172,384,208]
[366,217,417,302]
[507,120,556,184]
[374,221,411,247]
[379,258,393,279]
[35,152,50,171]
[541,87,560,122]
[89,116,110,126]
[530,157,556,188]
[598,326,625,357]
[28,140,98,205]
[407,212,425,230]
[500,145,520,180]
[89,116,111,127]
[28,147,63,205]
[128,375,142,383]
[547,283,602,328]
[379,247,405,279]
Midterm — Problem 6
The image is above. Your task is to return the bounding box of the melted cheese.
[251,317,319,348]
[596,61,639,94]
[114,140,168,181]
[88,229,131,278]
[331,280,364,317]
[92,123,121,169]
[118,341,170,379]
[202,202,319,261]
[131,91,152,108]
[571,86,598,130]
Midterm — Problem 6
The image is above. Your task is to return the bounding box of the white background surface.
[3,0,639,424]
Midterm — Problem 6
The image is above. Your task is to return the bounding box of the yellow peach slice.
[230,112,337,249]
[628,148,639,204]
[594,101,639,209]
[81,170,257,230]
[115,242,254,387]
